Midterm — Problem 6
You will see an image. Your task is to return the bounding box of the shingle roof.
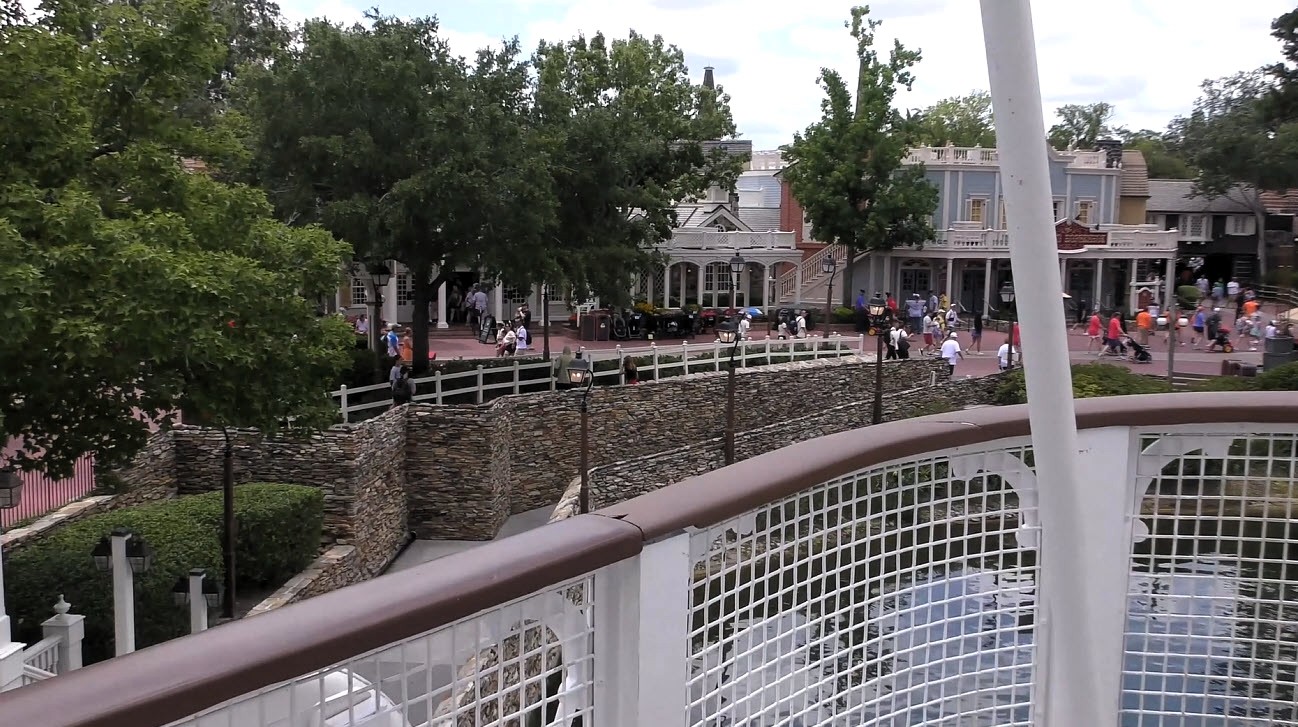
[700,139,753,159]
[1147,180,1255,214]
[1119,150,1149,197]
[1261,190,1298,214]
[738,207,781,231]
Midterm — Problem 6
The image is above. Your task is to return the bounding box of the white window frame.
[350,277,368,305]
[1186,214,1207,240]
[1228,215,1256,236]
[1074,199,1095,226]
[395,272,414,306]
[966,197,987,224]
[1052,198,1064,222]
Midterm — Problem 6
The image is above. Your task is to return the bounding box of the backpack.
[897,335,910,352]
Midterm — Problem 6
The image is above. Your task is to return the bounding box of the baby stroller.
[1125,337,1152,364]
[1207,330,1235,354]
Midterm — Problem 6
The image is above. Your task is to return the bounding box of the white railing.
[775,243,849,302]
[19,636,60,686]
[927,228,1012,250]
[140,413,1298,727]
[919,227,1178,253]
[661,229,797,251]
[331,335,867,422]
[903,146,1110,170]
[1105,228,1180,252]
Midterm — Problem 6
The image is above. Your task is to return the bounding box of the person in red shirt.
[1105,313,1124,356]
[1086,310,1102,353]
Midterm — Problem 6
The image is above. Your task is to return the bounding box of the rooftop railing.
[3,392,1296,727]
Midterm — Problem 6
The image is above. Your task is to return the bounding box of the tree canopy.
[914,90,995,148]
[780,6,938,304]
[0,0,353,476]
[1047,102,1117,150]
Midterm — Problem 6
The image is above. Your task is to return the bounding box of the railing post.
[651,344,659,379]
[603,532,690,727]
[338,385,349,424]
[42,596,83,673]
[475,365,484,405]
[681,341,689,376]
[858,333,866,355]
[713,339,721,372]
[434,371,443,404]
[512,360,521,394]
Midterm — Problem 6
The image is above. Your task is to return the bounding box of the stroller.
[1125,337,1152,364]
[1207,330,1235,354]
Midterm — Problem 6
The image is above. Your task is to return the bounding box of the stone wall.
[108,428,179,505]
[406,405,506,540]
[586,373,1006,510]
[245,545,361,616]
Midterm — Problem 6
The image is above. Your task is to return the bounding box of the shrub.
[1254,360,1298,390]
[993,363,1173,405]
[6,503,223,664]
[1192,376,1259,392]
[832,306,856,324]
[169,483,324,588]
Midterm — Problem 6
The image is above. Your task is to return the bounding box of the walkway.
[386,506,554,573]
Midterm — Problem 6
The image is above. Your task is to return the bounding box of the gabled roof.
[1147,180,1255,214]
[697,206,751,232]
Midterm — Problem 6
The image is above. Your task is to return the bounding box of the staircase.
[775,244,859,304]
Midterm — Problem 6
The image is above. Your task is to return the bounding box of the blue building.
[852,145,1179,315]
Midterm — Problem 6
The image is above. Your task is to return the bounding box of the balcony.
[922,224,1179,254]
[5,393,1297,727]
[904,145,1111,170]
[659,228,797,252]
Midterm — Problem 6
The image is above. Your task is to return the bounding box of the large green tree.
[780,6,937,305]
[242,15,550,373]
[1117,128,1194,179]
[1047,102,1117,150]
[0,0,353,477]
[914,90,995,148]
[531,32,743,305]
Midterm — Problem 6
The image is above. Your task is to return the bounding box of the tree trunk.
[841,252,856,308]
[411,266,433,376]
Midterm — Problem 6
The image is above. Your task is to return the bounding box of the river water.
[691,553,1296,727]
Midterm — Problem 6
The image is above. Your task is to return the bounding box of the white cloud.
[282,0,1297,149]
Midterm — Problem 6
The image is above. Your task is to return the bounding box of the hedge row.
[993,363,1173,405]
[7,483,323,664]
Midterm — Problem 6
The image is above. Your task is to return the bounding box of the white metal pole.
[189,572,208,634]
[978,3,1108,726]
[0,537,9,644]
[111,532,135,656]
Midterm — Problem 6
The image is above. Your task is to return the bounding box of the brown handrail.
[4,392,1298,727]
[0,515,643,727]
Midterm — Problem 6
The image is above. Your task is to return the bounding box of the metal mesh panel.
[687,446,1040,727]
[171,577,596,727]
[1128,431,1298,725]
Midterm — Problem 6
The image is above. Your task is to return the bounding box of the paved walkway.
[386,506,554,572]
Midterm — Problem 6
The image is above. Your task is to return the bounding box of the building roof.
[1260,190,1298,214]
[738,206,781,231]
[1147,180,1255,214]
[699,139,753,159]
[1119,150,1149,197]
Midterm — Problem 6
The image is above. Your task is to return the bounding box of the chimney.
[703,67,715,89]
[1094,138,1123,169]
[729,190,740,216]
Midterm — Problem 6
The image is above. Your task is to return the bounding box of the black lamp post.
[567,357,595,514]
[728,253,746,311]
[717,320,743,465]
[823,255,838,337]
[868,293,888,424]
[367,261,392,371]
[542,282,551,360]
[1000,282,1016,370]
[0,468,24,509]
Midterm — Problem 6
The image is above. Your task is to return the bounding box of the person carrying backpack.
[391,365,416,406]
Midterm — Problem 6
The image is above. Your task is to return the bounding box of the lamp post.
[0,470,23,647]
[172,569,221,634]
[567,357,595,514]
[717,320,743,465]
[1000,282,1017,370]
[92,528,153,656]
[728,253,746,312]
[542,283,551,360]
[822,255,838,337]
[868,294,888,424]
[367,261,393,377]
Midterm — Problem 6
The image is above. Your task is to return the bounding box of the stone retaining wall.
[246,545,361,616]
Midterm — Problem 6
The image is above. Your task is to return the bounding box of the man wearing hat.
[939,331,963,376]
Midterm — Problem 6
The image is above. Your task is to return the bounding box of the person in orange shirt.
[1135,309,1153,346]
[1243,298,1260,318]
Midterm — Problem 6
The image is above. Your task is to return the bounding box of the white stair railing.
[775,244,852,302]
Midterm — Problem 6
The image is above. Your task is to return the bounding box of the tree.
[1047,102,1117,150]
[0,0,353,478]
[914,90,995,148]
[241,15,551,374]
[1116,128,1194,179]
[780,6,938,305]
[531,32,743,305]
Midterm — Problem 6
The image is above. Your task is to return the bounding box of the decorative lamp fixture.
[728,254,746,276]
[1000,282,1016,305]
[567,357,592,388]
[0,468,23,509]
[717,321,739,345]
[867,294,887,320]
[172,569,221,608]
[91,535,114,573]
[368,262,393,288]
[822,256,837,275]
[123,530,154,575]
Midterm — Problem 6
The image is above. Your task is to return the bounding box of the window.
[704,262,732,292]
[1187,214,1205,238]
[1052,199,1063,221]
[502,285,529,308]
[1075,200,1094,225]
[1228,215,1256,236]
[395,272,413,306]
[350,277,368,305]
[967,198,986,224]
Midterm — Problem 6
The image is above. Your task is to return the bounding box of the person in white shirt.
[997,341,1018,371]
[739,314,752,340]
[1266,321,1279,339]
[514,322,529,353]
[922,314,936,354]
[795,311,808,338]
[890,324,911,360]
[940,332,962,376]
[1226,279,1240,297]
[496,325,517,356]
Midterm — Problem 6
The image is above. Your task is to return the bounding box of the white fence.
[331,335,868,422]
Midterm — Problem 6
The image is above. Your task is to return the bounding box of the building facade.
[850,145,1179,314]
[1145,180,1263,284]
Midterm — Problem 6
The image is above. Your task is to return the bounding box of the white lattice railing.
[775,243,850,302]
[21,636,60,678]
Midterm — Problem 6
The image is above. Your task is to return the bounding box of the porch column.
[983,259,993,315]
[382,274,399,325]
[436,280,449,329]
[646,269,655,306]
[663,263,672,308]
[944,260,955,303]
[1095,262,1105,309]
[794,261,803,302]
[696,263,705,307]
[1060,259,1067,289]
[493,282,504,320]
[1127,260,1138,312]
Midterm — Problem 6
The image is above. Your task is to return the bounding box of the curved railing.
[2,393,1297,727]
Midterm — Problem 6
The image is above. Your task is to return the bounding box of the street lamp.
[823,255,838,337]
[717,320,743,465]
[728,253,746,311]
[0,469,22,646]
[542,283,552,360]
[868,293,888,424]
[1000,282,1017,370]
[567,357,595,514]
[172,568,221,634]
[92,528,153,656]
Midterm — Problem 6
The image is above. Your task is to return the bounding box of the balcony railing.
[660,229,797,252]
[922,226,1179,253]
[904,145,1111,170]
[4,393,1297,727]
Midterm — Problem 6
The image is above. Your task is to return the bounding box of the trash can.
[594,313,612,341]
[578,314,599,341]
[1240,363,1258,377]
[1264,334,1293,372]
